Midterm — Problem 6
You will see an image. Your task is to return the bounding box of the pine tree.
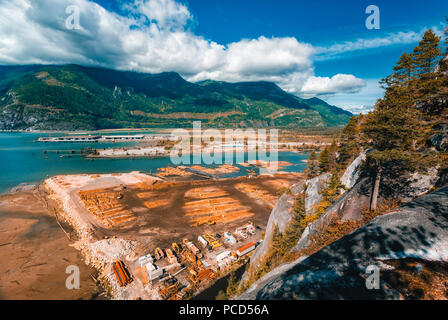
[320,173,345,205]
[328,140,338,172]
[381,52,415,87]
[360,25,447,211]
[338,116,361,169]
[306,150,319,178]
[282,188,307,254]
[226,270,238,298]
[413,29,442,77]
[271,225,283,252]
[318,147,329,173]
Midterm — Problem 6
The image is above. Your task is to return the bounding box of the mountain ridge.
[0,64,352,130]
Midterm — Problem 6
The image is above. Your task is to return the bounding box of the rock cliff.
[239,186,448,299]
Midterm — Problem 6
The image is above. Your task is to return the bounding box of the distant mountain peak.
[0,64,352,130]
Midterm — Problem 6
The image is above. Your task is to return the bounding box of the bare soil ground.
[75,173,302,258]
[0,187,100,300]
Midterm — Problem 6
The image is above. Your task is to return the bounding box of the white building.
[198,235,208,247]
[224,232,237,245]
[145,262,163,280]
[139,253,154,265]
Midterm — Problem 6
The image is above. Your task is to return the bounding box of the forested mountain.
[0,64,351,130]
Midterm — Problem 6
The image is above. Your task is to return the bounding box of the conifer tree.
[318,147,329,173]
[320,173,345,205]
[359,28,445,210]
[282,187,307,254]
[413,29,442,77]
[338,116,361,169]
[382,52,415,87]
[306,150,319,178]
[328,140,338,171]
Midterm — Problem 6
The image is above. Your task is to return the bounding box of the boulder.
[247,182,304,270]
[239,186,448,300]
[305,173,330,213]
[340,151,367,190]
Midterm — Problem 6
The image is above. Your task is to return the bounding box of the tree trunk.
[370,166,382,211]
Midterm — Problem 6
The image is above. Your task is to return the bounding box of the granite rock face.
[247,182,304,270]
[340,151,367,191]
[0,103,93,131]
[239,187,448,300]
[294,177,371,253]
[305,173,330,213]
[246,173,331,271]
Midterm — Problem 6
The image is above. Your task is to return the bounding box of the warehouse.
[236,242,256,257]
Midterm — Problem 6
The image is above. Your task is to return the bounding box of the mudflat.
[0,186,100,300]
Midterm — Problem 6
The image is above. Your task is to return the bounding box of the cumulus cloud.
[324,79,385,112]
[301,74,366,96]
[127,0,192,30]
[0,0,365,97]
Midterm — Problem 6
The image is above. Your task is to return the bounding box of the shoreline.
[0,184,102,300]
[31,170,302,300]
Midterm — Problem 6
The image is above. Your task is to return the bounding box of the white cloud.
[315,28,442,61]
[341,105,374,114]
[0,0,366,97]
[301,74,366,96]
[128,0,192,30]
[324,79,385,112]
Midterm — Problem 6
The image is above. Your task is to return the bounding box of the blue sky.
[1,0,447,113]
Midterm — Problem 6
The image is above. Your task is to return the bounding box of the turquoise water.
[0,133,309,194]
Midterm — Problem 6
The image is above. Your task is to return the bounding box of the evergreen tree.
[413,29,442,77]
[320,173,345,205]
[360,29,443,210]
[382,52,415,87]
[281,187,307,254]
[318,147,329,173]
[306,150,319,178]
[328,140,338,172]
[271,225,283,252]
[338,116,361,169]
[226,270,238,298]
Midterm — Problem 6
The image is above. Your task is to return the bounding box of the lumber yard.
[111,225,261,300]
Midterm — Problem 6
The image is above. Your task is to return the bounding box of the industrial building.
[224,231,237,245]
[145,263,164,280]
[198,235,208,247]
[236,242,256,257]
[138,253,154,265]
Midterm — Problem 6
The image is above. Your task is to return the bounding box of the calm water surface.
[0,132,309,193]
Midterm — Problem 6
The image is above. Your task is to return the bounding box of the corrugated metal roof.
[236,242,256,253]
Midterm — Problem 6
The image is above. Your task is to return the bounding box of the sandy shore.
[0,185,101,300]
[40,170,302,300]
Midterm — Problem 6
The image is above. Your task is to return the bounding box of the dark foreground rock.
[239,186,448,300]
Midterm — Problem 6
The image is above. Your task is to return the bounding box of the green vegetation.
[307,24,448,211]
[0,64,352,130]
[362,27,447,210]
[237,22,448,295]
[304,150,319,178]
